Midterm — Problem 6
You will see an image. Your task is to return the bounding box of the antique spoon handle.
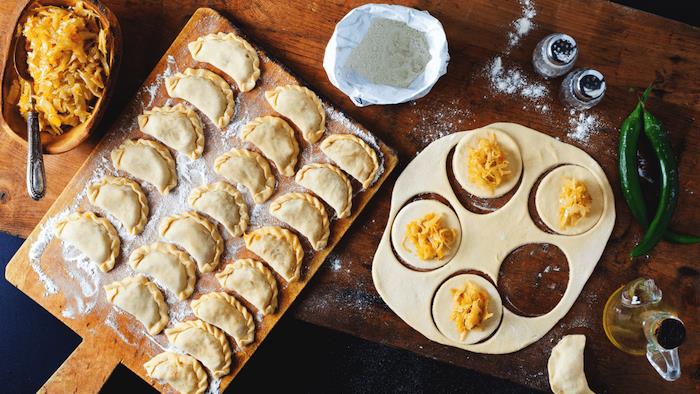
[26,110,46,200]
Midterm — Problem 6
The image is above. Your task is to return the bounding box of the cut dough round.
[452,128,522,198]
[391,199,461,270]
[432,274,502,345]
[535,165,604,235]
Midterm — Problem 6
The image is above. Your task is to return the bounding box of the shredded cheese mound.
[558,177,592,229]
[450,281,493,340]
[402,212,457,261]
[467,134,511,193]
[18,1,110,135]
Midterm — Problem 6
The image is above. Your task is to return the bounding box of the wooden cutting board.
[3,7,397,393]
[2,0,700,392]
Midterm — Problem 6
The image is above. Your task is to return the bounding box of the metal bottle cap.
[656,318,686,350]
[573,69,606,102]
[546,34,577,65]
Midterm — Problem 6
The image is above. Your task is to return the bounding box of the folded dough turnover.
[295,163,352,218]
[166,68,235,128]
[242,116,299,177]
[111,139,177,195]
[243,226,304,282]
[160,212,224,273]
[320,134,379,189]
[265,85,325,143]
[165,320,232,378]
[129,242,197,300]
[188,32,260,92]
[144,352,208,394]
[54,211,120,272]
[104,275,169,335]
[548,335,594,394]
[269,192,330,251]
[215,259,278,315]
[87,176,149,235]
[214,148,275,204]
[137,104,204,160]
[188,181,248,237]
[191,292,255,348]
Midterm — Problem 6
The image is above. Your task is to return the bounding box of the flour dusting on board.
[25,25,388,391]
[506,0,537,51]
[408,98,472,148]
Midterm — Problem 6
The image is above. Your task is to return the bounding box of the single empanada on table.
[265,85,325,143]
[320,134,379,189]
[295,163,352,218]
[242,116,299,177]
[214,148,275,204]
[191,292,255,348]
[104,275,169,335]
[111,138,177,195]
[243,226,304,282]
[165,319,232,378]
[54,211,120,272]
[137,104,204,160]
[87,176,149,235]
[128,242,197,300]
[144,352,208,394]
[215,259,278,315]
[188,181,249,237]
[269,192,330,251]
[159,211,224,273]
[188,32,260,92]
[165,68,235,128]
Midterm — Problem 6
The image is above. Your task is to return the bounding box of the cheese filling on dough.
[402,212,457,261]
[558,178,592,229]
[450,281,493,340]
[467,134,511,192]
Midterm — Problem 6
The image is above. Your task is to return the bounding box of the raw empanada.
[188,181,248,237]
[129,242,197,300]
[265,85,325,143]
[165,319,232,378]
[54,211,120,272]
[165,68,235,128]
[144,352,208,394]
[191,292,255,348]
[214,148,275,204]
[87,176,149,235]
[243,226,304,282]
[320,134,379,189]
[137,104,204,160]
[104,275,169,335]
[269,193,330,251]
[188,32,260,92]
[111,139,177,195]
[242,116,299,176]
[160,212,224,273]
[295,163,352,218]
[215,259,278,315]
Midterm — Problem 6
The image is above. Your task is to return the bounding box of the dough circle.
[452,128,523,198]
[535,165,604,235]
[390,199,461,270]
[432,274,502,345]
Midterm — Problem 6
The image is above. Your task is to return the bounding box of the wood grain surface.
[2,0,700,392]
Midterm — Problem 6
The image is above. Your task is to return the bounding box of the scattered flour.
[486,56,548,104]
[567,110,602,143]
[507,0,537,51]
[408,98,472,148]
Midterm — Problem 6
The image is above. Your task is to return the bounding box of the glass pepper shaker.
[560,69,606,110]
[532,33,578,78]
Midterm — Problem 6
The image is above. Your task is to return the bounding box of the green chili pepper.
[630,108,680,256]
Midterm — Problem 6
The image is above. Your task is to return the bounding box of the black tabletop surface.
[1,1,697,393]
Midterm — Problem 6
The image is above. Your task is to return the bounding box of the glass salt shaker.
[532,33,578,78]
[560,69,606,110]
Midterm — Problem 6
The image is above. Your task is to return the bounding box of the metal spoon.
[14,33,46,201]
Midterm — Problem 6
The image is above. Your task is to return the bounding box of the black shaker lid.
[657,318,686,350]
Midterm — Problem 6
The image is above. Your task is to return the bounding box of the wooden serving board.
[4,7,397,393]
[2,1,700,392]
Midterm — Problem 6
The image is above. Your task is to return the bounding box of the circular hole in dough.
[498,243,569,317]
[391,199,462,271]
[452,128,523,199]
[432,273,503,345]
[446,147,523,214]
[535,164,604,236]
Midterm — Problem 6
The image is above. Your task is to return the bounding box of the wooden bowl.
[0,0,121,154]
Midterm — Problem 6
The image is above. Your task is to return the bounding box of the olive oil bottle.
[603,277,685,381]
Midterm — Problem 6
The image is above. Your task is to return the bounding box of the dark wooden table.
[2,0,700,392]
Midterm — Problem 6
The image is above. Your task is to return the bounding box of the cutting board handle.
[38,337,121,394]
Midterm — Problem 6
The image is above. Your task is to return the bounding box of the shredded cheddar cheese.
[402,212,457,261]
[467,134,511,193]
[558,177,592,229]
[18,1,110,135]
[450,281,493,340]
